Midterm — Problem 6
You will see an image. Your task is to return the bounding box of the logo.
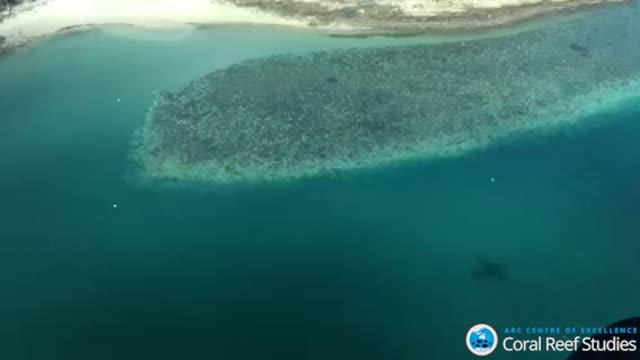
[466,324,499,356]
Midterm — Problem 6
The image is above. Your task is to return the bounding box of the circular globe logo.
[466,324,498,356]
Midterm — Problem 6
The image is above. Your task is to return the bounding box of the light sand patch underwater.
[133,4,640,184]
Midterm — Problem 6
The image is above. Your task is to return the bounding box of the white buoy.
[113,203,118,208]
[116,98,121,103]
[490,177,496,183]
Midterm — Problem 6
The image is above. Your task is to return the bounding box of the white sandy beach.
[0,0,305,48]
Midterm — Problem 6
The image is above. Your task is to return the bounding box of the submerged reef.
[134,5,640,184]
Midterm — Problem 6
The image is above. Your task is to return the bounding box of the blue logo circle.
[466,324,498,356]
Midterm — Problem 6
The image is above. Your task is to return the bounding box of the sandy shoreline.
[228,0,626,34]
[0,0,305,50]
[0,0,628,51]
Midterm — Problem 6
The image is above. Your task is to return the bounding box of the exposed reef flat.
[227,0,627,34]
[134,5,640,184]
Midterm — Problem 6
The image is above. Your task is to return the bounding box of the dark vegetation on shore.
[0,0,18,46]
[1,0,34,18]
[1,0,25,11]
[1,0,34,43]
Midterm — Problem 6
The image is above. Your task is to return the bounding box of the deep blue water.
[0,25,639,360]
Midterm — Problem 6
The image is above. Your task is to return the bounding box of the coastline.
[0,0,629,52]
[228,0,627,35]
[0,0,306,51]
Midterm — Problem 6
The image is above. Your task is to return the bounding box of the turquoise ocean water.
[0,15,639,360]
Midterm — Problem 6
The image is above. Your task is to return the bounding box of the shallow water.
[0,19,639,360]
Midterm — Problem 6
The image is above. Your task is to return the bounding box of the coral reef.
[134,4,640,184]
